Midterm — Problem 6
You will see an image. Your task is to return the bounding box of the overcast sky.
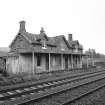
[0,0,105,54]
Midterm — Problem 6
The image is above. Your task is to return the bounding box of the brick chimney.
[68,34,73,42]
[40,27,45,34]
[19,21,26,33]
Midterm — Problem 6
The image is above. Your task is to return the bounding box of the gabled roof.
[21,32,39,44]
[51,35,72,49]
[9,21,83,55]
[21,31,55,45]
[70,40,83,50]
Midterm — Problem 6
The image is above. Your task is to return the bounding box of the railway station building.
[6,21,85,74]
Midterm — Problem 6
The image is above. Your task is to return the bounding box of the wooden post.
[92,55,94,66]
[68,55,69,70]
[80,55,82,68]
[78,56,79,68]
[81,55,83,68]
[87,56,88,68]
[76,56,78,68]
[18,55,20,73]
[78,56,80,68]
[32,51,35,74]
[61,54,63,70]
[49,53,51,72]
[79,55,81,68]
[71,55,73,69]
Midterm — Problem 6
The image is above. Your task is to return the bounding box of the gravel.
[70,83,105,105]
[29,77,105,105]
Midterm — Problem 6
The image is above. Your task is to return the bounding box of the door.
[46,54,49,70]
[65,56,68,69]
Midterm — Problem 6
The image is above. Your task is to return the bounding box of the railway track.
[0,69,105,105]
[61,79,105,105]
[33,75,105,105]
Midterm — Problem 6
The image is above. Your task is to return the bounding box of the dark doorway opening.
[46,54,49,70]
[65,55,68,70]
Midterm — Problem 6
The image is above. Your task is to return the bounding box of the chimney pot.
[68,34,73,42]
[19,21,26,33]
[40,27,45,33]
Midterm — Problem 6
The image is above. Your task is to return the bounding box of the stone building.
[6,21,84,74]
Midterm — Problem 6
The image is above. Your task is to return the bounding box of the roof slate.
[21,32,39,43]
[10,24,83,55]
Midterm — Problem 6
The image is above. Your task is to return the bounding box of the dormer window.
[60,43,65,51]
[74,45,78,52]
[61,48,65,51]
[37,39,41,42]
[75,48,78,52]
[42,40,47,49]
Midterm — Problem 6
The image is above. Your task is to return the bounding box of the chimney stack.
[19,21,26,33]
[68,34,73,42]
[40,27,45,34]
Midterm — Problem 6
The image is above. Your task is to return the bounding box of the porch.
[17,52,83,74]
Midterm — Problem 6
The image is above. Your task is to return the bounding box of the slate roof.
[18,31,83,54]
[21,32,39,44]
[20,31,56,46]
[9,21,83,55]
[70,40,83,50]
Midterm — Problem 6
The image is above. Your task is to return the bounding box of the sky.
[0,0,105,54]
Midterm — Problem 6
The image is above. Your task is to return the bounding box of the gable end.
[10,34,32,52]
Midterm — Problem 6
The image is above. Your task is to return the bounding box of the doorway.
[46,54,49,70]
[65,55,68,69]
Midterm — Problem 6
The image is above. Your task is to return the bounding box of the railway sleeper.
[2,72,105,105]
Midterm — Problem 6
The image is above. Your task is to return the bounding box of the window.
[42,40,47,49]
[52,56,56,66]
[75,48,78,52]
[37,54,41,66]
[74,45,78,53]
[60,43,65,51]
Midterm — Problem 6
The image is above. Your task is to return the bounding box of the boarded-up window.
[55,56,61,66]
[52,56,56,66]
[37,54,41,66]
